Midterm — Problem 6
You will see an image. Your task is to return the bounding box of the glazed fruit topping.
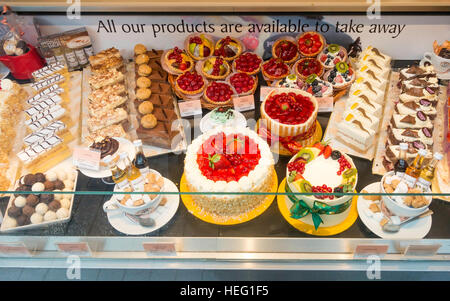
[197,132,261,182]
[215,36,236,58]
[275,40,298,61]
[337,156,351,176]
[230,72,255,94]
[297,58,322,77]
[265,92,315,125]
[212,57,225,76]
[298,33,323,55]
[206,82,233,102]
[234,53,262,73]
[312,184,333,200]
[190,37,202,44]
[177,71,204,92]
[262,58,289,77]
[287,157,306,174]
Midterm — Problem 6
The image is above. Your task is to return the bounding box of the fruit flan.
[204,81,234,106]
[201,56,231,80]
[318,44,348,70]
[233,52,262,75]
[286,143,357,227]
[294,57,324,80]
[186,34,214,61]
[229,72,257,95]
[297,31,326,57]
[323,62,355,91]
[261,58,290,81]
[184,127,275,218]
[214,36,243,61]
[164,47,194,74]
[175,71,206,95]
[272,39,299,64]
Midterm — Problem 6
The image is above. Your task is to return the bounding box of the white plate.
[199,109,247,133]
[78,137,135,178]
[106,178,180,235]
[357,182,432,239]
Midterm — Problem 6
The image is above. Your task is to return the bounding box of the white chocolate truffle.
[56,207,69,219]
[30,213,43,224]
[63,180,74,190]
[53,189,63,201]
[2,217,17,229]
[56,170,67,181]
[45,171,57,182]
[14,196,27,208]
[43,210,57,221]
[60,198,71,209]
[31,182,45,192]
[35,203,49,215]
[62,188,73,198]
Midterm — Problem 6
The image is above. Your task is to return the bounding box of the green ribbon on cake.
[285,183,352,230]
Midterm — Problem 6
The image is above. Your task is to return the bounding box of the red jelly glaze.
[275,40,298,61]
[264,92,315,125]
[234,53,262,73]
[262,58,289,77]
[177,71,204,92]
[297,58,322,77]
[298,33,323,55]
[206,81,233,102]
[196,132,261,182]
[230,72,255,94]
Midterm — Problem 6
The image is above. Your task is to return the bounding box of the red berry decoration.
[264,92,315,125]
[234,52,262,74]
[230,72,255,95]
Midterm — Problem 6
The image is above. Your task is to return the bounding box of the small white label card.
[0,242,32,257]
[56,242,92,257]
[259,86,276,102]
[233,94,255,112]
[404,244,441,256]
[354,245,389,257]
[317,96,334,112]
[143,242,176,256]
[178,99,202,117]
[73,146,101,171]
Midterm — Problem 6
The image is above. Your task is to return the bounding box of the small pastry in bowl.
[323,62,355,91]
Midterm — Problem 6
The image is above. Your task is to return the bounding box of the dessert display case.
[0,2,449,273]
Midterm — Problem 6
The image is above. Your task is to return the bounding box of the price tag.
[56,242,92,257]
[178,99,202,117]
[0,242,32,257]
[143,242,176,256]
[404,244,441,256]
[73,146,101,171]
[259,86,276,101]
[354,245,389,257]
[233,94,255,112]
[317,96,334,112]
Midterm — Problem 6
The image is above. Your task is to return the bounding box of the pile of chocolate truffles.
[3,168,77,229]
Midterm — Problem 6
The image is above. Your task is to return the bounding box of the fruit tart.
[261,58,290,81]
[293,57,324,80]
[272,39,299,64]
[186,34,214,61]
[298,74,333,98]
[164,47,194,74]
[233,52,262,75]
[175,71,206,95]
[297,31,326,57]
[318,44,348,70]
[201,56,231,80]
[274,74,302,89]
[214,36,243,61]
[204,81,234,106]
[323,62,355,91]
[229,72,257,95]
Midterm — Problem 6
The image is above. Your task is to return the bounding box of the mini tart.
[204,81,234,106]
[229,72,257,95]
[318,44,348,70]
[233,52,262,75]
[294,58,324,80]
[261,58,290,81]
[186,34,214,60]
[164,47,194,74]
[302,74,333,97]
[260,88,318,137]
[275,74,301,89]
[201,56,231,80]
[323,62,355,91]
[175,71,206,95]
[297,31,326,57]
[272,39,299,64]
[214,36,243,61]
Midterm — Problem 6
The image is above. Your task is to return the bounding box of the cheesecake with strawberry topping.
[164,47,194,74]
[184,127,275,218]
[272,39,299,64]
[261,58,290,81]
[297,31,325,57]
[186,34,214,61]
[233,52,262,75]
[175,71,206,95]
[214,36,243,61]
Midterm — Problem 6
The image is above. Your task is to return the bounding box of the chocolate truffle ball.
[40,194,54,204]
[53,180,65,190]
[15,185,30,197]
[23,174,36,186]
[48,200,61,211]
[26,194,40,207]
[43,181,54,191]
[22,205,35,217]
[16,214,30,226]
[34,173,46,183]
[7,205,22,218]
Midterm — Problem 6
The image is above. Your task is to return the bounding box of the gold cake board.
[277,178,359,236]
[180,169,278,225]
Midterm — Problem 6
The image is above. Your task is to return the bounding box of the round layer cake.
[184,127,275,219]
[286,144,358,227]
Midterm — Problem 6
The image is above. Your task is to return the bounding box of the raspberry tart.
[286,144,357,228]
[272,39,299,64]
[214,36,243,61]
[229,72,257,95]
[164,47,194,74]
[323,61,355,91]
[293,57,324,80]
[318,44,348,70]
[185,34,214,61]
[201,56,231,80]
[184,127,275,219]
[175,71,206,95]
[297,31,326,57]
[233,52,262,75]
[298,74,333,97]
[204,81,234,106]
[261,58,290,81]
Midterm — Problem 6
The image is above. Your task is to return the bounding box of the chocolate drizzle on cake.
[352,120,370,135]
[371,48,385,59]
[363,82,376,94]
[368,59,382,70]
[357,107,372,122]
[367,70,381,82]
[359,95,375,109]
[89,136,119,159]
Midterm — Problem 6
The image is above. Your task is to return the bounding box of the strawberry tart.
[261,58,290,81]
[228,72,257,95]
[233,52,262,75]
[175,71,206,95]
[184,127,275,219]
[293,57,324,80]
[297,31,326,58]
[204,81,234,106]
[272,39,299,64]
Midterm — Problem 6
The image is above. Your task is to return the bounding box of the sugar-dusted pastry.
[141,114,158,129]
[134,44,147,56]
[88,94,127,116]
[135,53,150,65]
[87,107,128,132]
[135,87,152,100]
[89,47,121,67]
[138,64,152,77]
[88,83,126,103]
[138,101,154,115]
[89,69,125,90]
[85,124,128,144]
[136,77,151,89]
